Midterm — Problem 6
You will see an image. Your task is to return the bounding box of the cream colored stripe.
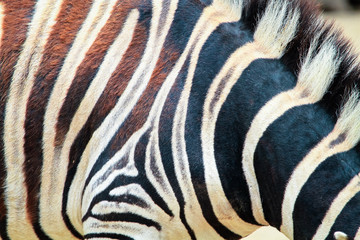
[313,174,360,240]
[146,132,178,210]
[242,88,319,226]
[233,0,299,226]
[202,42,267,235]
[64,9,139,234]
[102,184,170,222]
[91,197,190,239]
[3,0,63,239]
[105,184,189,239]
[172,0,244,237]
[244,34,338,226]
[280,129,354,238]
[81,133,140,218]
[69,0,178,221]
[40,0,119,238]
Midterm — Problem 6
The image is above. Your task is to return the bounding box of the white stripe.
[171,0,251,237]
[81,134,140,216]
[145,130,180,213]
[91,201,159,220]
[313,174,360,239]
[202,42,267,235]
[3,0,62,239]
[65,8,139,234]
[80,0,177,185]
[242,88,308,225]
[40,0,119,238]
[80,0,206,223]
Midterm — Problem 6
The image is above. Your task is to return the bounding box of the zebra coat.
[0,0,360,239]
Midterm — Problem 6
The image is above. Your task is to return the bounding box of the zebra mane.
[240,0,360,114]
[230,0,360,144]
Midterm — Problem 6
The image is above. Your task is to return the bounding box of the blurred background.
[242,0,360,239]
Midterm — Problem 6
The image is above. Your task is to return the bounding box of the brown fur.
[67,0,151,169]
[23,0,93,225]
[54,1,144,146]
[108,45,182,158]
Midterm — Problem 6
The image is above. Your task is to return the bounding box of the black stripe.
[85,233,134,240]
[33,221,52,240]
[0,217,10,240]
[82,176,137,223]
[132,131,174,217]
[158,57,196,240]
[24,74,61,240]
[183,21,256,238]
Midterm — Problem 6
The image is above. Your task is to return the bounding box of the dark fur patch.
[329,133,347,148]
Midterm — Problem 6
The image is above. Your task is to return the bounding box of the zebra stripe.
[314,171,360,239]
[281,92,360,238]
[201,42,269,234]
[75,0,180,236]
[250,34,341,232]
[4,0,63,238]
[40,0,121,238]
[62,7,140,234]
[1,0,360,239]
[240,0,301,225]
[170,2,238,239]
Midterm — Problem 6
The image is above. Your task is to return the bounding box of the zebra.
[1,0,360,239]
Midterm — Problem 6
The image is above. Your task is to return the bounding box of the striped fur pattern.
[0,0,360,239]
